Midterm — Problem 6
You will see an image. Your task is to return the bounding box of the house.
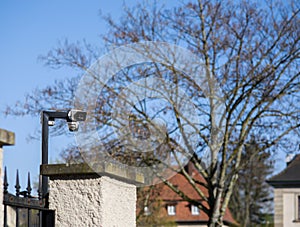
[267,154,300,227]
[138,162,238,227]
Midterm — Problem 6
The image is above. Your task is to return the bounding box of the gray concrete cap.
[40,162,145,185]
[0,129,15,147]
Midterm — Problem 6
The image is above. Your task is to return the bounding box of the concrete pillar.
[41,162,144,227]
[0,128,15,227]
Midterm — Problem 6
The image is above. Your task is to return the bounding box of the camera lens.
[68,122,79,131]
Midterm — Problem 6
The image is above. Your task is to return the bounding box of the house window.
[167,205,176,215]
[191,205,200,215]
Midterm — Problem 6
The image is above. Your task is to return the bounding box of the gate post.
[41,162,144,227]
[0,128,15,227]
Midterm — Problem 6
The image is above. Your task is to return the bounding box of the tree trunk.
[208,189,223,227]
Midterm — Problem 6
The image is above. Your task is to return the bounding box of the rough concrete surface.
[49,175,136,227]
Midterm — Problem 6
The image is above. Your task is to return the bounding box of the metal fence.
[3,167,55,227]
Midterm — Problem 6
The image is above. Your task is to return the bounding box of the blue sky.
[0,0,287,192]
[0,0,141,191]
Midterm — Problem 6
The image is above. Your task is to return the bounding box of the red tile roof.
[159,168,208,200]
[141,162,238,226]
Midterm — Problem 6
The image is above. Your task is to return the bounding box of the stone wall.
[42,163,143,227]
[49,176,103,226]
[101,176,136,227]
[48,175,136,227]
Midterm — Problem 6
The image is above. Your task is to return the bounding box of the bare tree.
[5,0,300,226]
[229,135,274,226]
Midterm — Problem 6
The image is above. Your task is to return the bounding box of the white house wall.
[274,188,300,227]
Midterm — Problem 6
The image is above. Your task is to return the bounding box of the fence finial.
[4,166,8,194]
[15,169,20,197]
[27,172,32,197]
[38,174,42,200]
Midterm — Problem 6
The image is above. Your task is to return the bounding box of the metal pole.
[28,209,31,227]
[16,208,19,227]
[41,111,49,198]
[39,110,84,227]
[41,111,69,199]
[4,204,7,227]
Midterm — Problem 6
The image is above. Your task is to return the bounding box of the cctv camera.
[66,109,87,131]
[68,121,79,132]
[68,109,87,122]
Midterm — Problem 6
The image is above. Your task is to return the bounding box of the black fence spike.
[15,169,20,197]
[4,166,8,194]
[38,175,42,200]
[27,172,32,197]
